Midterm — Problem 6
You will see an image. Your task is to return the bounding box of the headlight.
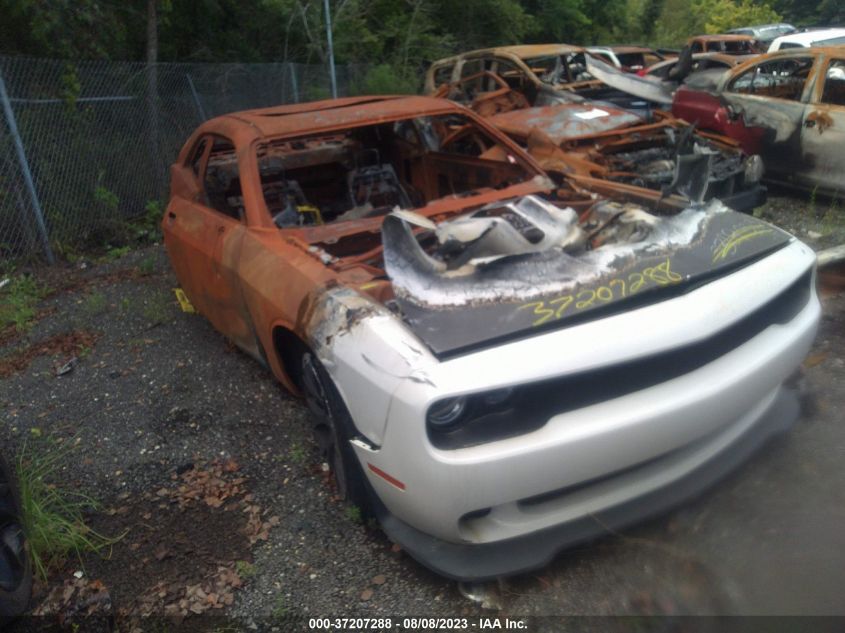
[426,396,468,428]
[744,154,764,183]
[483,387,514,406]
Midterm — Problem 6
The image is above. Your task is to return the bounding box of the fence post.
[0,69,54,263]
[185,73,207,121]
[290,63,300,103]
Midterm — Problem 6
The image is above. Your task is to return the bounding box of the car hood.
[382,196,792,358]
[488,103,644,144]
[586,55,675,105]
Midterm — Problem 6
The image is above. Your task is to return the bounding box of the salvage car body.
[586,46,668,73]
[642,53,755,80]
[163,95,819,580]
[425,45,655,114]
[433,70,766,211]
[728,23,796,47]
[586,47,845,195]
[688,34,759,55]
[672,48,845,193]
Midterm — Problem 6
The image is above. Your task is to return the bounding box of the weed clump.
[14,436,121,581]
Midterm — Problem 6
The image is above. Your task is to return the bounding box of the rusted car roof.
[201,96,460,141]
[432,44,585,65]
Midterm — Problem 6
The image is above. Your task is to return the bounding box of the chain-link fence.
[0,57,368,262]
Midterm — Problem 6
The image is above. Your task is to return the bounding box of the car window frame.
[725,53,818,103]
[814,56,845,107]
[198,134,247,224]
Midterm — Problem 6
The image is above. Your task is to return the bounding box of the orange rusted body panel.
[162,96,552,393]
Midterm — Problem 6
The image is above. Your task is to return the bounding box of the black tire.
[0,453,33,621]
[300,352,370,512]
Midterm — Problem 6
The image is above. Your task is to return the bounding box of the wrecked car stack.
[164,95,819,580]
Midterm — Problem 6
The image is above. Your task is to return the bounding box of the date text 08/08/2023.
[307,616,529,630]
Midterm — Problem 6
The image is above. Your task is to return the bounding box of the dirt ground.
[1,189,844,631]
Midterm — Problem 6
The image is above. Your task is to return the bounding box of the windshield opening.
[256,114,536,227]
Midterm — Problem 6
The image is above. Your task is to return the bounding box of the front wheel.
[300,352,370,511]
[0,453,32,621]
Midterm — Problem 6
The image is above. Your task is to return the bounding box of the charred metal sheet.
[586,55,674,105]
[489,104,643,144]
[383,200,791,357]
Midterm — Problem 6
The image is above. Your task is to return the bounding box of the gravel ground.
[1,189,844,630]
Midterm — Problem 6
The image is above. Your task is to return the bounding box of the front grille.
[429,268,813,450]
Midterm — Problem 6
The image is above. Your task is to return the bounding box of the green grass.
[344,505,362,524]
[15,437,122,581]
[137,254,157,276]
[271,594,289,620]
[81,291,108,316]
[142,290,172,324]
[0,274,50,332]
[288,443,308,465]
[235,559,256,579]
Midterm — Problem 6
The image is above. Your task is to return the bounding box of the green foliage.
[235,560,257,579]
[344,505,362,524]
[288,443,308,465]
[104,245,131,261]
[0,274,49,332]
[142,289,173,325]
[0,0,835,63]
[696,0,782,33]
[138,254,158,276]
[81,291,108,316]
[357,64,418,95]
[271,594,289,620]
[654,0,782,45]
[93,184,119,215]
[15,436,122,581]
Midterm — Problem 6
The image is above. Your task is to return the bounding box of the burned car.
[586,46,669,73]
[688,34,759,55]
[586,47,845,195]
[425,45,655,115]
[671,48,845,194]
[163,96,819,580]
[641,52,755,80]
[434,70,766,211]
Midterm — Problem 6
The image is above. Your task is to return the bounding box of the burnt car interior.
[254,114,533,226]
[822,60,845,106]
[729,57,814,100]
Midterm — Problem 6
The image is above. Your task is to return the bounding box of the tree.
[695,0,781,33]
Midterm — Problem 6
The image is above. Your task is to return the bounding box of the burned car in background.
[163,95,819,580]
[641,52,755,80]
[433,70,766,211]
[425,44,656,115]
[688,34,760,55]
[586,46,845,194]
[586,46,669,73]
[672,48,845,194]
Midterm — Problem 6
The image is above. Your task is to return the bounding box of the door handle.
[217,225,226,234]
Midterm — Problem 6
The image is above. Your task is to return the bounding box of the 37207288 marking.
[519,258,683,327]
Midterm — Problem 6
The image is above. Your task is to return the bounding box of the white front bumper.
[347,240,819,545]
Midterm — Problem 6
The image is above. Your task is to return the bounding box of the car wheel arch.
[271,325,309,395]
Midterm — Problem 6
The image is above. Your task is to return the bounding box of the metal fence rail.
[0,57,366,261]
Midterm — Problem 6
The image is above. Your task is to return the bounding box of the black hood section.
[382,210,793,359]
